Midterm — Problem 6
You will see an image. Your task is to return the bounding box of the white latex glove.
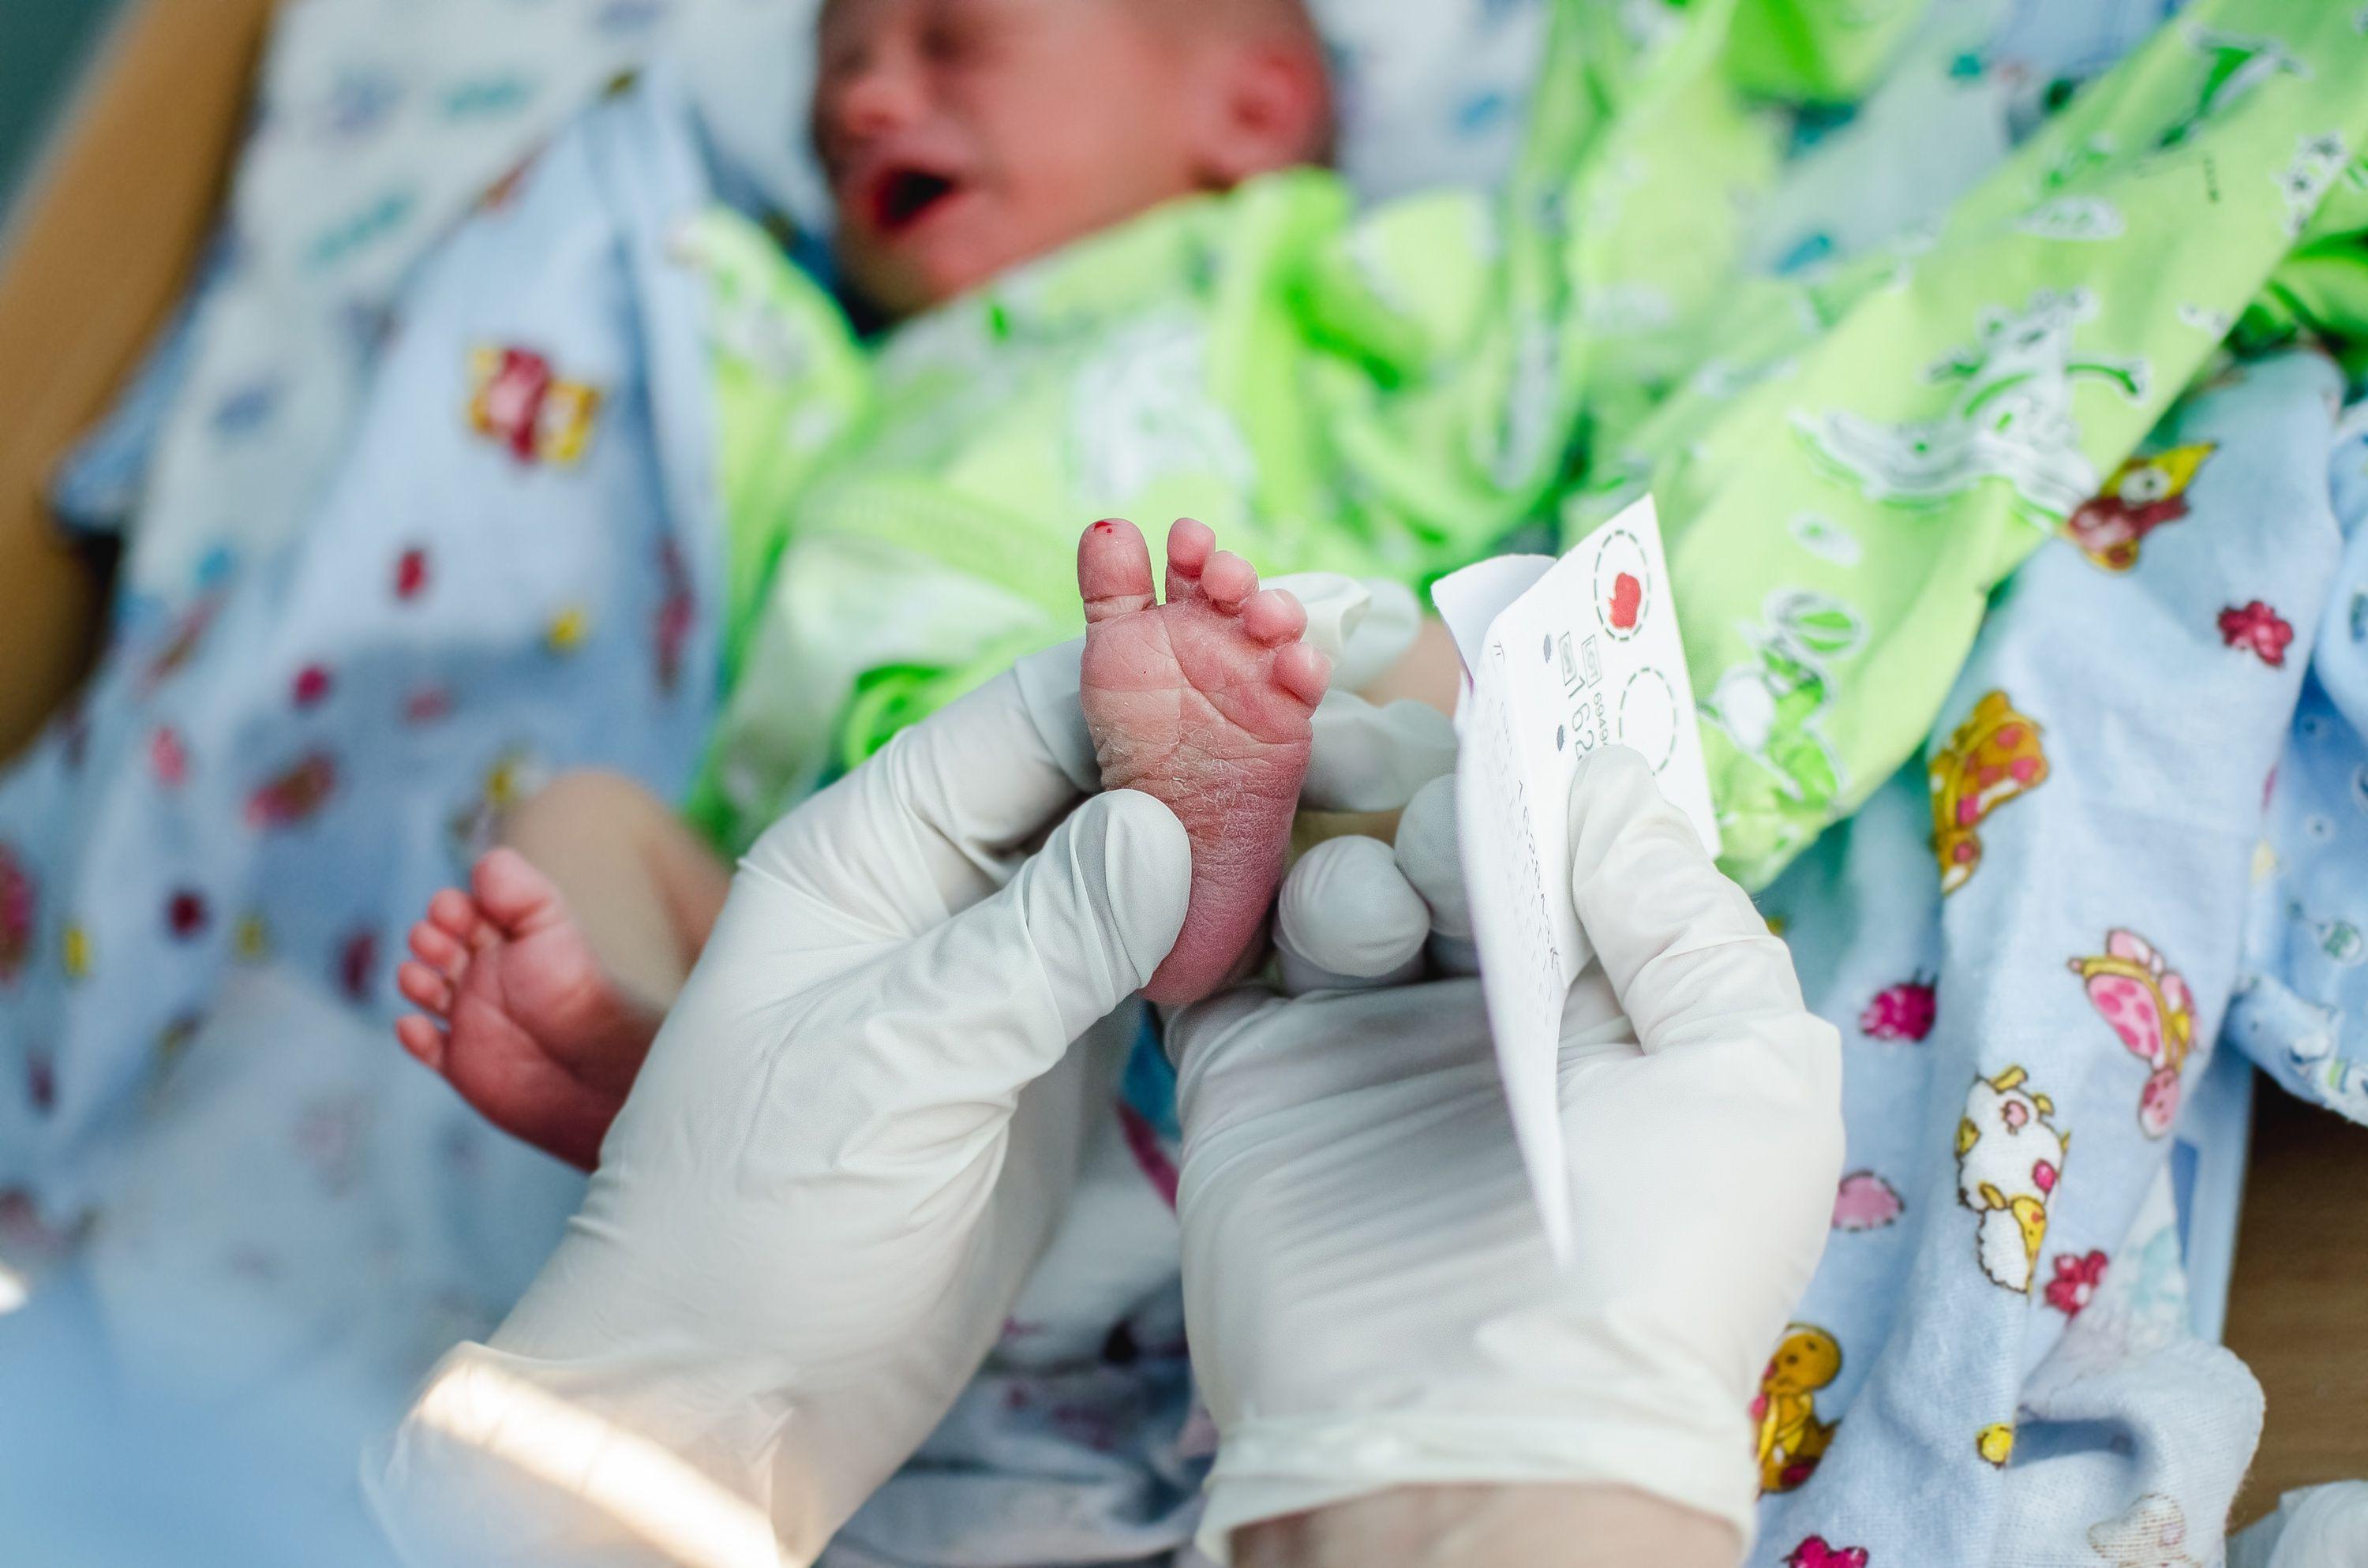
[1173,749,1844,1562]
[370,574,1449,1566]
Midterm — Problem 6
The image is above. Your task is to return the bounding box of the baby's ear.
[1192,36,1334,188]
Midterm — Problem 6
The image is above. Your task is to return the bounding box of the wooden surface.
[0,0,275,765]
[2224,1084,2368,1522]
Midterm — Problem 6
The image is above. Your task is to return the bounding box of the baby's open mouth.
[873,167,960,234]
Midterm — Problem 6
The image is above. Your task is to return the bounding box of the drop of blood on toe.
[1609,571,1643,631]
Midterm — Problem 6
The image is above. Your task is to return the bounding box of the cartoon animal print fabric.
[1976,1422,2016,1468]
[0,80,724,1226]
[1539,0,2368,887]
[466,345,604,465]
[1956,1067,2066,1293]
[2065,444,2216,571]
[2230,395,2368,1127]
[2070,931,2197,1136]
[1929,691,2050,893]
[1859,977,1935,1042]
[1703,593,1864,814]
[2216,600,2296,666]
[1754,1324,1843,1495]
[680,0,2368,885]
[1797,288,2146,519]
[1784,1539,1868,1568]
[1744,351,2347,1566]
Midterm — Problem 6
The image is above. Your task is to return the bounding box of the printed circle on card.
[1591,529,1650,642]
[1617,668,1679,773]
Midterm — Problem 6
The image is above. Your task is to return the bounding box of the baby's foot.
[1078,518,1332,1005]
[395,848,661,1169]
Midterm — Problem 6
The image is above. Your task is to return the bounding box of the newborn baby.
[397,518,1332,1162]
[815,0,1329,317]
[392,0,1349,1164]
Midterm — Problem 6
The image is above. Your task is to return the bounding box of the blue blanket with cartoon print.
[0,22,2365,1568]
[0,74,718,1318]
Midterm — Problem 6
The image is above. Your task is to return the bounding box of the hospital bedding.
[2,1,2366,1564]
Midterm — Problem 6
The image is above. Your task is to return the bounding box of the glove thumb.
[904,787,1192,1056]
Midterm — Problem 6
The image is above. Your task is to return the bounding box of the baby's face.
[813,0,1223,319]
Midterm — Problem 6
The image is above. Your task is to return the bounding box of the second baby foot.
[395,848,661,1169]
[1077,518,1332,1005]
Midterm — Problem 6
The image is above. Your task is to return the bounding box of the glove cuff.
[1196,1408,1756,1565]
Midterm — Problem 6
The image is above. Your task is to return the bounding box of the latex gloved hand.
[1173,750,1844,1562]
[370,574,1448,1566]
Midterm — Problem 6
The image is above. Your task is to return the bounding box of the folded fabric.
[691,0,2368,896]
[1545,0,2368,884]
[1746,350,2349,1567]
[0,73,723,1226]
[58,0,1549,603]
[2227,395,2368,1124]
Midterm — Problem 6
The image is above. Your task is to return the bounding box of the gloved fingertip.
[1567,744,1692,852]
[1011,635,1100,793]
[1276,835,1427,982]
[1071,789,1192,987]
[1395,774,1471,941]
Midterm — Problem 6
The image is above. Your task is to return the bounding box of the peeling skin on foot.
[1077,517,1331,1005]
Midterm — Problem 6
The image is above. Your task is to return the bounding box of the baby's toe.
[1201,549,1258,612]
[472,848,567,937]
[395,1014,450,1072]
[1079,518,1156,623]
[426,889,481,943]
[1273,640,1332,708]
[408,919,470,978]
[1164,518,1216,600]
[1242,588,1306,647]
[398,960,456,1016]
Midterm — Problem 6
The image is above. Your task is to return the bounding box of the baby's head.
[814,0,1333,320]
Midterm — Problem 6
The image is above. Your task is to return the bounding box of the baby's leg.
[1077,518,1332,1005]
[500,769,730,1005]
[395,770,729,1169]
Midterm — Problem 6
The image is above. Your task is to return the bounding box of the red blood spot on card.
[395,548,429,601]
[292,664,332,708]
[1609,572,1642,631]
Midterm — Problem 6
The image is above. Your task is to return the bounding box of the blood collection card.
[1429,496,1719,1262]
